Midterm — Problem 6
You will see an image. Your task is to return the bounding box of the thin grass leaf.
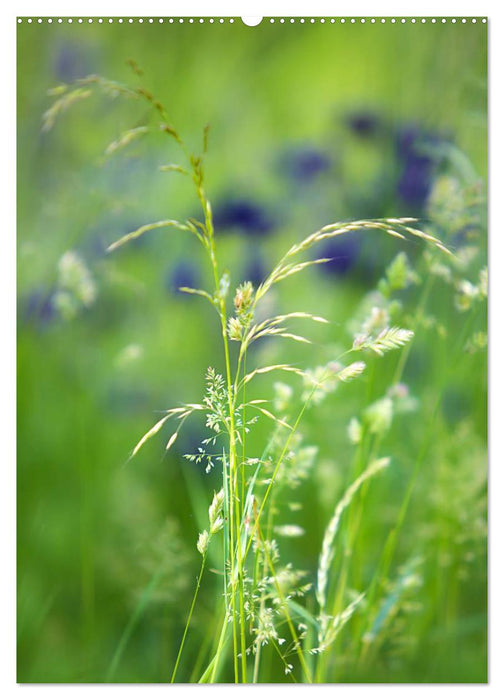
[131,414,173,458]
[363,556,423,644]
[316,457,390,612]
[267,312,330,326]
[160,164,189,175]
[44,75,140,132]
[253,406,293,430]
[176,411,193,420]
[243,364,304,385]
[174,404,204,422]
[47,84,69,96]
[199,650,222,684]
[203,123,210,154]
[165,432,178,451]
[42,87,93,131]
[77,74,140,98]
[385,217,418,224]
[178,287,217,307]
[384,228,407,240]
[165,407,192,415]
[104,126,149,156]
[315,592,366,652]
[243,313,328,353]
[245,326,288,344]
[107,220,191,252]
[273,258,332,283]
[275,332,312,344]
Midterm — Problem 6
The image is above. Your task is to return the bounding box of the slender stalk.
[194,183,249,681]
[208,610,230,683]
[189,620,215,683]
[171,555,207,683]
[241,350,247,507]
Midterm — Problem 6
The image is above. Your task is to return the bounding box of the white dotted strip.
[17,17,488,25]
[17,17,235,24]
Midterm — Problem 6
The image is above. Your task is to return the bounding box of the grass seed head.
[227,316,243,341]
[197,530,209,556]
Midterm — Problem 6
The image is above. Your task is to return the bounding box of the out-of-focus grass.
[17,19,486,683]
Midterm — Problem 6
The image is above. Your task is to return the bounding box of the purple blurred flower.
[395,126,447,210]
[242,255,267,287]
[167,260,200,296]
[397,156,434,209]
[213,198,274,237]
[396,126,442,160]
[54,43,94,82]
[281,147,331,183]
[346,111,382,138]
[22,289,56,327]
[318,236,361,276]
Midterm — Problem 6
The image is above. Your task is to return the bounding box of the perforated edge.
[16,17,488,25]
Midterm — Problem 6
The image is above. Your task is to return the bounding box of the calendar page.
[17,14,488,685]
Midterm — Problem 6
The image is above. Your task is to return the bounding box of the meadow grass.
[38,66,487,684]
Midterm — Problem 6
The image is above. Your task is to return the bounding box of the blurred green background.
[17,18,487,683]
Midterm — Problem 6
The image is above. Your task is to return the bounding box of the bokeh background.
[17,17,487,683]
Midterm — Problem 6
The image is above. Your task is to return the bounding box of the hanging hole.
[241,17,263,27]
